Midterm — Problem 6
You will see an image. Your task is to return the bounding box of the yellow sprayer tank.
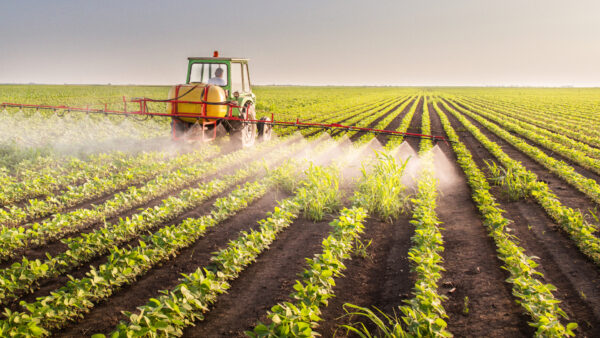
[167,84,227,123]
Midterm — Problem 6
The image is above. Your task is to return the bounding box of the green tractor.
[168,52,272,147]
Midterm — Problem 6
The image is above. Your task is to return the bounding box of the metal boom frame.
[1,97,449,144]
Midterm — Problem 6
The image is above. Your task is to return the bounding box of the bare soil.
[182,207,335,337]
[349,97,412,142]
[56,189,289,337]
[317,215,414,337]
[449,100,600,208]
[430,103,532,337]
[440,100,600,336]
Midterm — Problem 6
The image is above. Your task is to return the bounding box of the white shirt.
[207,77,226,86]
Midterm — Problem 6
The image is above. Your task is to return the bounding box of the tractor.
[168,52,272,147]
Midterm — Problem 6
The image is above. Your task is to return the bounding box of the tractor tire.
[231,103,257,147]
[257,116,273,142]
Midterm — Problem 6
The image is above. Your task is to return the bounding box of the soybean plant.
[352,151,410,222]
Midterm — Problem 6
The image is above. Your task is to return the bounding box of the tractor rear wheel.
[232,103,257,147]
[257,116,273,142]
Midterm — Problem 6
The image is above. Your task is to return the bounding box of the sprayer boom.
[0,98,449,144]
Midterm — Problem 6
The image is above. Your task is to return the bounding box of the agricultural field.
[1,85,600,337]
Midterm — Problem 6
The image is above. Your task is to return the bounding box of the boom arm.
[1,97,450,144]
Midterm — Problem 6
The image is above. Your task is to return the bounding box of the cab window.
[189,63,228,86]
[242,63,251,92]
[230,62,243,93]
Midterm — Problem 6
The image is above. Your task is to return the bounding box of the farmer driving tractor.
[208,67,226,86]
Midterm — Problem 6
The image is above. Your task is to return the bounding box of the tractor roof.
[188,57,249,62]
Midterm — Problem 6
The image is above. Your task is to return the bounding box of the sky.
[1,0,599,86]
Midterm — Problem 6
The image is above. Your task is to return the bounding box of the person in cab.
[208,67,226,86]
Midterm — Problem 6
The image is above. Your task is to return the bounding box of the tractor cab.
[186,56,255,113]
[169,52,271,147]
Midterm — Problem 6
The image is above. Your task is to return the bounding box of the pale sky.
[1,0,599,86]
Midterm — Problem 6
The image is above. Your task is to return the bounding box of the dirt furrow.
[3,155,236,268]
[7,181,244,311]
[462,98,600,151]
[430,103,531,337]
[450,100,600,185]
[182,207,334,337]
[348,97,411,142]
[375,96,417,146]
[54,138,338,336]
[316,215,413,337]
[55,189,288,337]
[443,99,600,228]
[441,102,600,336]
[400,96,424,150]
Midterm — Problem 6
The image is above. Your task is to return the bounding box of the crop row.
[335,97,406,130]
[252,132,417,336]
[345,97,412,144]
[2,154,64,178]
[343,97,450,337]
[439,100,600,205]
[335,96,411,140]
[0,151,151,207]
[435,99,600,265]
[446,88,600,125]
[450,97,600,164]
[300,96,404,138]
[383,95,421,150]
[0,141,330,335]
[396,97,449,336]
[0,139,283,260]
[459,96,600,148]
[0,139,305,305]
[464,95,600,139]
[0,139,306,303]
[356,95,417,145]
[303,97,394,124]
[353,150,409,222]
[100,160,343,337]
[250,207,367,337]
[0,177,273,336]
[0,151,175,227]
[275,96,400,138]
[435,103,577,336]
[300,96,400,138]
[466,94,599,130]
[0,146,219,259]
[255,86,412,124]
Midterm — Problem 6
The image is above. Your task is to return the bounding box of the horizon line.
[1,82,599,88]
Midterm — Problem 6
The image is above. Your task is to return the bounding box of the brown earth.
[348,97,413,142]
[429,103,532,337]
[56,189,289,337]
[439,99,600,336]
